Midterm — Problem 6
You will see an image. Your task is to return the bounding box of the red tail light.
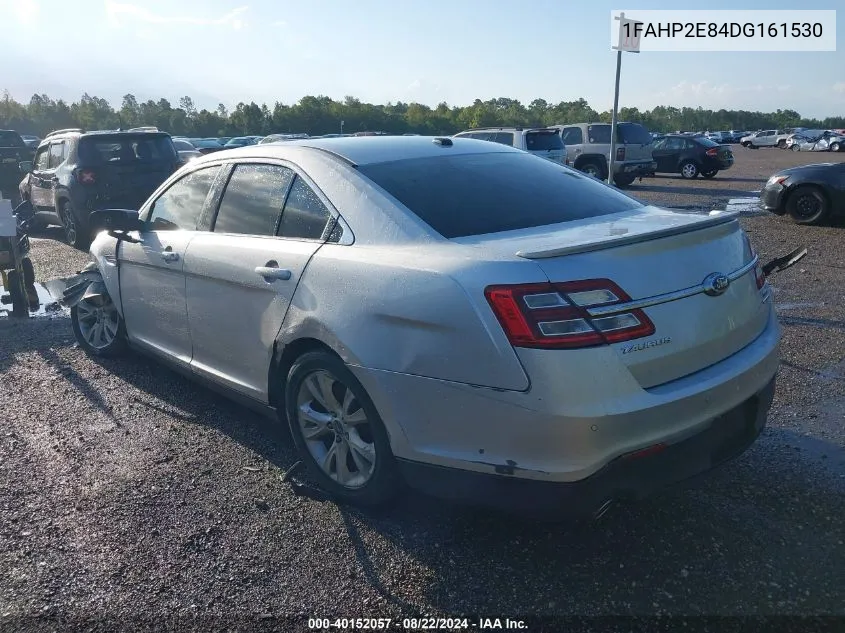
[705,148,719,157]
[76,169,97,185]
[616,147,625,161]
[485,279,655,350]
[743,233,766,290]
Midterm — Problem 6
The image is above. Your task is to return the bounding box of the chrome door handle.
[161,251,179,262]
[255,266,292,281]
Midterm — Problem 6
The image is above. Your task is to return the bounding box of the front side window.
[278,176,331,240]
[147,166,219,231]
[213,164,294,236]
[48,142,66,168]
[34,147,50,170]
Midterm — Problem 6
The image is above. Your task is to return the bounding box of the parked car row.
[452,122,736,185]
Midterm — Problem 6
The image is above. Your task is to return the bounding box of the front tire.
[777,139,786,149]
[284,350,401,507]
[830,141,841,152]
[791,144,801,152]
[786,185,829,226]
[701,170,718,179]
[71,294,127,357]
[613,173,636,188]
[680,161,699,179]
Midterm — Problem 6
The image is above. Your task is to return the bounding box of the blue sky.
[1,0,843,118]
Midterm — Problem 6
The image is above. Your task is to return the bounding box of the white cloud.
[271,19,287,27]
[407,79,421,91]
[834,82,845,94]
[2,0,40,24]
[104,1,248,29]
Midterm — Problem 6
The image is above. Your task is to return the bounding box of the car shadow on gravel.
[341,430,845,616]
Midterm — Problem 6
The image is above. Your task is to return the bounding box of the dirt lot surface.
[1,147,844,632]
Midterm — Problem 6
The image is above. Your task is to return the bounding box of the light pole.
[340,120,344,135]
[607,12,643,186]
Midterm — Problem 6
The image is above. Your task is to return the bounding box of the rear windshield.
[618,122,652,145]
[78,135,177,164]
[0,131,25,147]
[358,152,642,239]
[173,139,195,151]
[525,131,563,151]
[79,134,176,164]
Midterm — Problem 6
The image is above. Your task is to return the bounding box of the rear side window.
[617,123,652,145]
[147,166,219,231]
[525,131,563,151]
[213,164,294,236]
[561,127,583,145]
[278,177,331,240]
[79,135,177,164]
[0,131,24,147]
[48,142,66,168]
[359,153,641,239]
[587,125,612,144]
[491,132,514,146]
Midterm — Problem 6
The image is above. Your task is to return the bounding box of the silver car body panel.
[83,137,780,484]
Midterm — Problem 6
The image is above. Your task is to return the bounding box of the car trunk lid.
[459,207,769,388]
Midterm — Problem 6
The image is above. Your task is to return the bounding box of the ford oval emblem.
[703,272,730,296]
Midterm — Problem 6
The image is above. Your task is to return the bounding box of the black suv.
[19,129,180,248]
[1,129,32,203]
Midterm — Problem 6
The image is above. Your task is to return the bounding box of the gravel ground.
[1,148,844,632]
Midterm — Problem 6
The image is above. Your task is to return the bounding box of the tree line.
[2,90,843,138]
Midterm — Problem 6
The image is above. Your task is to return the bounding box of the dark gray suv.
[18,129,180,248]
[553,122,657,187]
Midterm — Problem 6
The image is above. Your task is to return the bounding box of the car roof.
[198,135,524,167]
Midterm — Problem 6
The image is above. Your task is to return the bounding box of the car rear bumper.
[351,303,780,499]
[397,375,774,516]
[617,160,657,175]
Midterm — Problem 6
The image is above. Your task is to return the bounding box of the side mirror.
[89,209,143,233]
[19,161,32,173]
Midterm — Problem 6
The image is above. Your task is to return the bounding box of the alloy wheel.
[75,298,120,349]
[295,370,376,488]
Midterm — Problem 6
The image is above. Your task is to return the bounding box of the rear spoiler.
[517,210,739,259]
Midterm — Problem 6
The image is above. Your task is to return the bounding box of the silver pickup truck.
[740,129,791,149]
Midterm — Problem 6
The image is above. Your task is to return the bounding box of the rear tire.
[791,144,801,152]
[60,200,90,250]
[701,170,718,179]
[7,270,28,317]
[777,139,786,149]
[830,141,841,152]
[787,185,829,226]
[284,350,401,507]
[579,162,604,180]
[680,161,699,179]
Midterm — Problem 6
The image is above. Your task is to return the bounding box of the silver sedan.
[63,137,780,517]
